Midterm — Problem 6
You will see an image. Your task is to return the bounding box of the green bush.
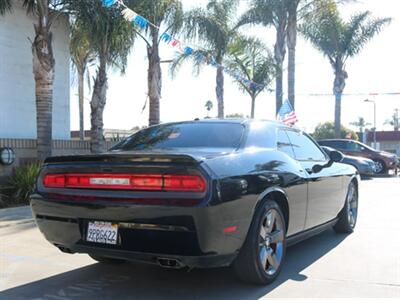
[10,161,42,205]
[312,122,359,140]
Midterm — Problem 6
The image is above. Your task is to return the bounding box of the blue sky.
[70,0,400,133]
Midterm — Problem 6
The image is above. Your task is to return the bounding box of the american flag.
[277,100,298,125]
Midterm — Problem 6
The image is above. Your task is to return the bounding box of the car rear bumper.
[30,195,253,268]
[385,159,398,170]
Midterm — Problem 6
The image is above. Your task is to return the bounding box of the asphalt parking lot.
[0,177,399,299]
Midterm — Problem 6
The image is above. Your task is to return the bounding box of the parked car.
[30,120,359,285]
[317,139,398,174]
[321,146,375,177]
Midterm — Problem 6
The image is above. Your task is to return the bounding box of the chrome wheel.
[347,183,358,228]
[258,208,285,276]
[373,160,385,174]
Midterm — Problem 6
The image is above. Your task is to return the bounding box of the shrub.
[312,122,359,140]
[10,161,42,205]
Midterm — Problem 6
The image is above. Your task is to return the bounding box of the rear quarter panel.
[203,148,308,237]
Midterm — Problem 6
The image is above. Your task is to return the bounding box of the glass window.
[112,122,244,151]
[319,140,347,150]
[286,130,327,161]
[245,122,276,148]
[277,129,295,158]
[346,141,362,151]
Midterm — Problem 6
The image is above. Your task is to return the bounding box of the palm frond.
[125,0,183,39]
[22,0,36,15]
[65,0,136,73]
[0,0,12,15]
[299,0,390,74]
[225,36,276,96]
[345,14,391,58]
[170,49,210,78]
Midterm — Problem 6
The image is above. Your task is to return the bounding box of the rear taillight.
[43,174,66,188]
[42,173,206,192]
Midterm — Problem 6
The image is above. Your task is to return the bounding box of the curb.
[0,205,34,228]
[0,219,35,229]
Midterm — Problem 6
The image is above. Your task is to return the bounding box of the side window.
[277,129,295,159]
[334,141,347,150]
[246,122,275,148]
[347,141,361,151]
[286,130,327,161]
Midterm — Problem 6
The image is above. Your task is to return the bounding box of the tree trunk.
[215,57,224,119]
[32,14,55,161]
[78,70,85,141]
[147,28,162,126]
[275,67,283,114]
[250,94,256,119]
[287,9,297,109]
[334,92,342,138]
[274,21,286,115]
[90,54,107,153]
[333,69,347,138]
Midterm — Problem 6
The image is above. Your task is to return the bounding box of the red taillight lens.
[43,174,66,188]
[164,175,206,192]
[131,175,163,190]
[43,173,206,192]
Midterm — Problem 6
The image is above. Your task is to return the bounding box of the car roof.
[318,139,356,142]
[153,118,289,128]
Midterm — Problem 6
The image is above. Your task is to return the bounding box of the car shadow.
[1,229,347,300]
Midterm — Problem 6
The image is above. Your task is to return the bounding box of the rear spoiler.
[44,153,203,165]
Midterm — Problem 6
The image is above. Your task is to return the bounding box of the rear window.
[112,122,244,151]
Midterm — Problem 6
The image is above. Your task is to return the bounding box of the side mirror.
[311,164,324,173]
[329,150,343,162]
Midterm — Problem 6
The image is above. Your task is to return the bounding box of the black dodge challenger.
[30,119,359,285]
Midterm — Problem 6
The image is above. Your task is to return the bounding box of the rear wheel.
[233,199,286,285]
[89,254,126,264]
[334,181,358,233]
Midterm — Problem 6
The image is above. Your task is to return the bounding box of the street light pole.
[364,99,377,148]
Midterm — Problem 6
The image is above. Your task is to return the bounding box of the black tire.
[233,198,286,285]
[334,181,358,233]
[373,159,386,174]
[89,254,126,264]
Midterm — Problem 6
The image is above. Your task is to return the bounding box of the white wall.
[0,3,70,139]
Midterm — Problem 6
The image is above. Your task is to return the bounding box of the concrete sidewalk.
[0,206,34,228]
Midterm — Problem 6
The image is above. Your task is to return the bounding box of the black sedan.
[30,120,359,285]
[321,146,375,177]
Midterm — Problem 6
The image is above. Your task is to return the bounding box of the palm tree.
[125,0,183,126]
[300,0,390,137]
[384,109,399,131]
[350,116,371,135]
[238,0,288,115]
[172,0,240,119]
[226,37,275,118]
[0,0,61,160]
[70,21,95,141]
[205,100,213,117]
[286,0,301,109]
[66,0,135,153]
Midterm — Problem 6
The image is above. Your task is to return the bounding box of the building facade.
[366,131,400,156]
[0,2,70,140]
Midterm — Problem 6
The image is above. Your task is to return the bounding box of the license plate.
[86,221,118,245]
